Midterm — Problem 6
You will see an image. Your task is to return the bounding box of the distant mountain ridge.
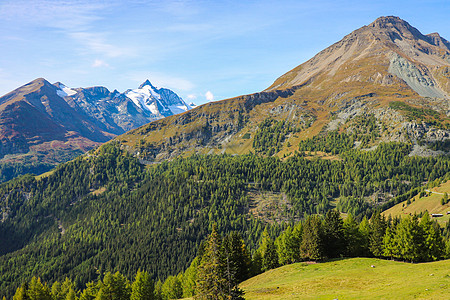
[116,16,450,162]
[0,78,193,181]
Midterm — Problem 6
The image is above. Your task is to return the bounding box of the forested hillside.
[1,132,450,297]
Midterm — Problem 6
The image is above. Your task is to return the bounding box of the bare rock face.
[112,17,450,163]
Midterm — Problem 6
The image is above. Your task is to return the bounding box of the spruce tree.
[300,215,324,261]
[369,213,387,257]
[162,276,182,300]
[323,210,345,258]
[131,270,154,300]
[394,216,423,262]
[419,213,445,261]
[223,231,251,283]
[258,228,279,272]
[195,224,227,299]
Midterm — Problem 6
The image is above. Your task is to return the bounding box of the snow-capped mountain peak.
[125,80,191,117]
[54,82,77,97]
[138,79,155,89]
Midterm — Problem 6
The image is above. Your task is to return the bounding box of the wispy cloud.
[0,0,108,30]
[70,32,136,58]
[92,59,110,68]
[205,91,214,101]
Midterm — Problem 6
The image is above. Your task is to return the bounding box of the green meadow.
[240,257,450,299]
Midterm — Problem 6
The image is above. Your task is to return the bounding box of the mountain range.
[117,16,449,161]
[0,78,192,181]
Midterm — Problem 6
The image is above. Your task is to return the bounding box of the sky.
[0,0,449,105]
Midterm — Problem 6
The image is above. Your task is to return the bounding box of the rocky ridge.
[116,16,450,161]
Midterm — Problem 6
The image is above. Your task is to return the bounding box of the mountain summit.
[267,16,449,100]
[118,16,449,162]
[0,78,191,180]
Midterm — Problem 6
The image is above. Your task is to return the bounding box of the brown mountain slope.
[116,16,450,161]
[0,78,112,164]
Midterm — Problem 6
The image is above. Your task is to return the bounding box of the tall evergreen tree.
[419,213,445,261]
[161,275,182,300]
[394,216,423,262]
[382,222,398,259]
[181,257,200,298]
[223,231,251,283]
[195,224,227,299]
[257,228,279,272]
[131,270,154,300]
[275,225,301,265]
[323,210,345,258]
[300,215,324,261]
[369,213,387,257]
[343,214,364,257]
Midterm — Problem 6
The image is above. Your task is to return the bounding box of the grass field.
[240,257,450,299]
[383,180,450,225]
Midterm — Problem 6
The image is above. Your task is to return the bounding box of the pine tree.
[275,224,301,265]
[323,210,345,258]
[369,213,387,257]
[162,275,182,300]
[394,216,423,262]
[181,257,200,298]
[358,216,370,256]
[343,214,364,257]
[382,223,397,259]
[419,213,445,261]
[195,224,227,299]
[27,277,52,300]
[13,283,29,300]
[222,231,251,283]
[131,270,154,300]
[300,215,324,261]
[258,228,279,272]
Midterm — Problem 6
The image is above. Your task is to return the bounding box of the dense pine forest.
[9,210,450,299]
[1,131,450,298]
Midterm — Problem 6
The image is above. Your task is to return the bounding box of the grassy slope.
[383,180,450,225]
[240,258,450,299]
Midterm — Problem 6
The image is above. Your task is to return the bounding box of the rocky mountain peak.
[138,79,156,89]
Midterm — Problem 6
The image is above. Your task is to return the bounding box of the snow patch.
[56,84,77,97]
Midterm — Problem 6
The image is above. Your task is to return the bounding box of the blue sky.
[0,0,449,104]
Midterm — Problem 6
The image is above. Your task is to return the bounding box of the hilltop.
[240,257,450,299]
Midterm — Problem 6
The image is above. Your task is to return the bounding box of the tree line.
[9,210,450,299]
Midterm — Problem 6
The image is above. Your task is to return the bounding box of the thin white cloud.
[0,0,108,30]
[187,94,197,100]
[205,91,214,101]
[92,59,110,68]
[70,32,135,58]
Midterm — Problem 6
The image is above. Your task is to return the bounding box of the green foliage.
[195,224,244,300]
[161,276,182,300]
[322,210,346,258]
[131,271,154,300]
[300,215,324,261]
[1,135,450,297]
[275,224,301,265]
[389,101,441,123]
[253,119,293,155]
[369,213,387,257]
[257,228,279,272]
[0,162,55,183]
